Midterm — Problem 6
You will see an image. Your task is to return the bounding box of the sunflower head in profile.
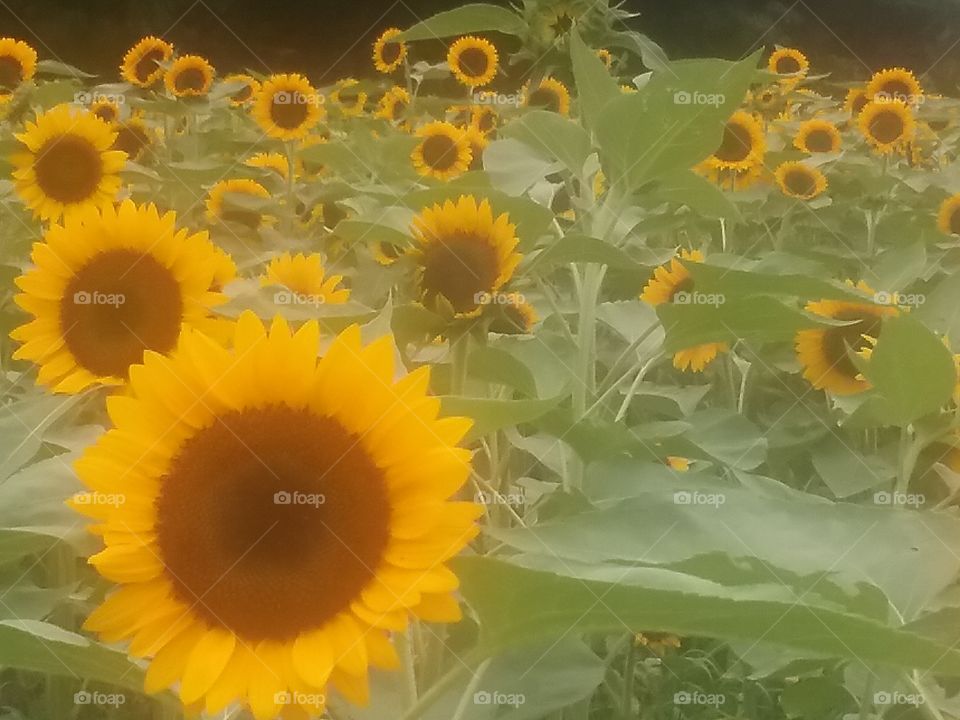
[112,116,155,162]
[410,195,522,317]
[938,193,960,237]
[120,36,174,88]
[858,99,915,154]
[462,124,489,171]
[164,54,215,98]
[411,121,472,180]
[795,281,899,396]
[702,110,765,172]
[375,86,410,124]
[10,200,225,393]
[447,36,499,88]
[866,67,923,105]
[844,87,869,119]
[794,118,841,153]
[0,38,37,94]
[245,151,292,181]
[330,78,367,117]
[260,252,350,305]
[768,47,809,84]
[373,27,407,74]
[205,179,271,229]
[774,161,828,200]
[524,77,572,116]
[73,312,479,718]
[252,73,325,141]
[222,73,260,106]
[489,294,538,334]
[12,104,126,222]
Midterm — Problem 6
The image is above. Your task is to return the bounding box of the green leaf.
[36,60,95,78]
[528,234,644,273]
[811,434,895,498]
[779,677,857,718]
[684,262,870,303]
[870,240,926,292]
[569,28,621,132]
[399,4,525,40]
[499,111,593,177]
[482,138,559,196]
[651,169,740,220]
[468,346,538,397]
[441,395,566,440]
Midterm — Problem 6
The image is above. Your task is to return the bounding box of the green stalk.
[570,263,605,491]
[621,640,638,719]
[398,651,482,720]
[449,659,491,720]
[450,331,471,396]
[397,628,419,710]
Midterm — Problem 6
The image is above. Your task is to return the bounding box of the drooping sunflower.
[640,249,729,373]
[524,77,571,116]
[222,73,260,106]
[12,104,126,222]
[774,161,828,200]
[794,118,841,153]
[120,36,174,88]
[795,282,898,396]
[252,74,324,141]
[489,295,538,334]
[768,47,809,82]
[701,110,765,172]
[411,122,472,180]
[411,195,522,317]
[866,67,923,105]
[205,179,271,229]
[330,78,366,117]
[447,36,498,88]
[74,312,479,719]
[89,98,121,124]
[937,193,960,237]
[372,28,407,74]
[0,38,38,94]
[245,152,291,180]
[10,200,224,393]
[260,252,349,304]
[111,116,155,162]
[462,124,489,172]
[375,86,410,123]
[844,87,869,119]
[858,99,916,154]
[164,55,215,98]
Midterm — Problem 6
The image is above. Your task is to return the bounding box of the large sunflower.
[411,122,472,180]
[165,55,215,98]
[372,28,407,74]
[524,77,571,116]
[702,110,765,172]
[447,36,498,88]
[205,179,271,229]
[795,283,898,395]
[120,37,174,88]
[774,161,828,200]
[411,195,521,316]
[866,67,923,105]
[252,74,325,141]
[260,252,350,304]
[0,38,38,94]
[794,119,841,153]
[12,104,126,222]
[74,313,479,719]
[858,99,915,154]
[10,200,224,393]
[937,193,960,237]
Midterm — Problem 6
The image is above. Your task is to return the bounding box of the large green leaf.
[499,111,593,177]
[441,395,566,440]
[399,4,525,40]
[569,28,621,132]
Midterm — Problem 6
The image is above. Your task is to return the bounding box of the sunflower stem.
[570,263,605,490]
[450,331,471,396]
[398,651,482,720]
[620,638,638,719]
[397,627,419,709]
[283,141,297,236]
[449,658,491,720]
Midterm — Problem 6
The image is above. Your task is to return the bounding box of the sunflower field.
[2,1,960,719]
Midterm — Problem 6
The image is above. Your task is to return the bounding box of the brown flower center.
[174,66,207,94]
[784,168,818,198]
[420,133,460,171]
[822,310,883,379]
[458,46,490,78]
[715,121,754,163]
[0,55,24,90]
[527,87,560,113]
[420,231,501,314]
[775,56,801,74]
[869,109,905,144]
[33,134,104,204]
[270,92,309,129]
[804,128,835,153]
[134,48,165,83]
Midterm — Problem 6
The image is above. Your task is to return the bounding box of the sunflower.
[330,78,366,117]
[0,38,37,94]
[858,99,916,153]
[462,124,489,172]
[774,161,828,200]
[749,84,785,116]
[372,241,406,266]
[73,312,479,719]
[489,295,538,334]
[701,110,765,172]
[112,116,155,161]
[470,105,498,134]
[768,47,809,82]
[164,55,215,98]
[223,73,260,106]
[794,119,841,153]
[205,179,271,229]
[937,194,960,237]
[795,282,898,396]
[697,161,764,191]
[260,252,349,304]
[12,104,126,222]
[375,86,410,123]
[635,632,682,656]
[252,74,325,141]
[524,77,571,116]
[447,36,498,88]
[844,88,869,119]
[866,67,923,105]
[373,28,407,74]
[411,122,472,180]
[120,36,174,88]
[411,195,522,317]
[10,200,224,393]
[596,48,613,69]
[665,456,690,472]
[89,99,121,124]
[245,152,291,180]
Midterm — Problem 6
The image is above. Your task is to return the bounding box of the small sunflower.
[373,241,406,266]
[447,36,499,88]
[205,179,271,229]
[373,28,407,74]
[375,86,410,123]
[768,47,809,82]
[774,161,828,200]
[524,77,571,116]
[749,84,785,116]
[794,119,841,153]
[260,252,349,305]
[112,116,155,161]
[937,194,960,237]
[866,67,923,105]
[89,99,121,124]
[164,55,215,98]
[702,110,765,172]
[120,36,174,88]
[462,124,489,171]
[222,73,260,106]
[795,282,898,396]
[12,104,126,222]
[844,88,869,119]
[74,312,479,719]
[245,152,291,180]
[411,122,472,180]
[858,99,916,154]
[470,105,498,134]
[252,74,325,141]
[10,200,224,393]
[0,38,38,93]
[411,195,522,317]
[489,295,538,334]
[698,162,764,192]
[330,78,366,117]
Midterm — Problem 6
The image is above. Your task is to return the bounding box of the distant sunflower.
[10,200,223,393]
[89,99,121,124]
[666,457,690,472]
[12,104,126,222]
[222,73,260,106]
[470,105,498,134]
[411,195,522,316]
[858,99,915,153]
[205,179,271,229]
[375,86,410,122]
[252,73,324,141]
[462,124,489,171]
[795,282,898,395]
[774,161,827,200]
[866,67,923,105]
[750,85,785,116]
[698,162,764,192]
[0,38,37,93]
[330,78,366,117]
[768,47,809,82]
[373,240,406,266]
[260,252,349,304]
[245,152,290,180]
[112,116,155,161]
[164,55,215,97]
[447,36,498,88]
[702,110,765,172]
[844,88,869,119]
[411,122,472,180]
[794,118,841,153]
[489,295,538,334]
[120,36,174,88]
[937,193,960,237]
[524,77,571,116]
[596,48,613,69]
[373,28,407,74]
[74,312,479,718]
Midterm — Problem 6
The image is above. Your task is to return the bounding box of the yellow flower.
[89,99,121,124]
[411,121,472,180]
[120,37,174,88]
[375,86,410,122]
[372,241,406,266]
[260,252,349,304]
[768,47,809,83]
[112,116,155,162]
[524,77,571,116]
[858,99,915,154]
[774,161,828,200]
[245,152,291,180]
[794,119,841,153]
[844,87,869,119]
[222,73,260,106]
[470,104,498,134]
[596,48,613,69]
[373,28,407,73]
[489,295,538,334]
[205,179,271,229]
[330,78,366,117]
[462,124,489,171]
[164,55,215,97]
[447,36,499,88]
[866,67,923,105]
[701,110,765,172]
[937,194,960,237]
[0,37,37,94]
[252,73,325,141]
